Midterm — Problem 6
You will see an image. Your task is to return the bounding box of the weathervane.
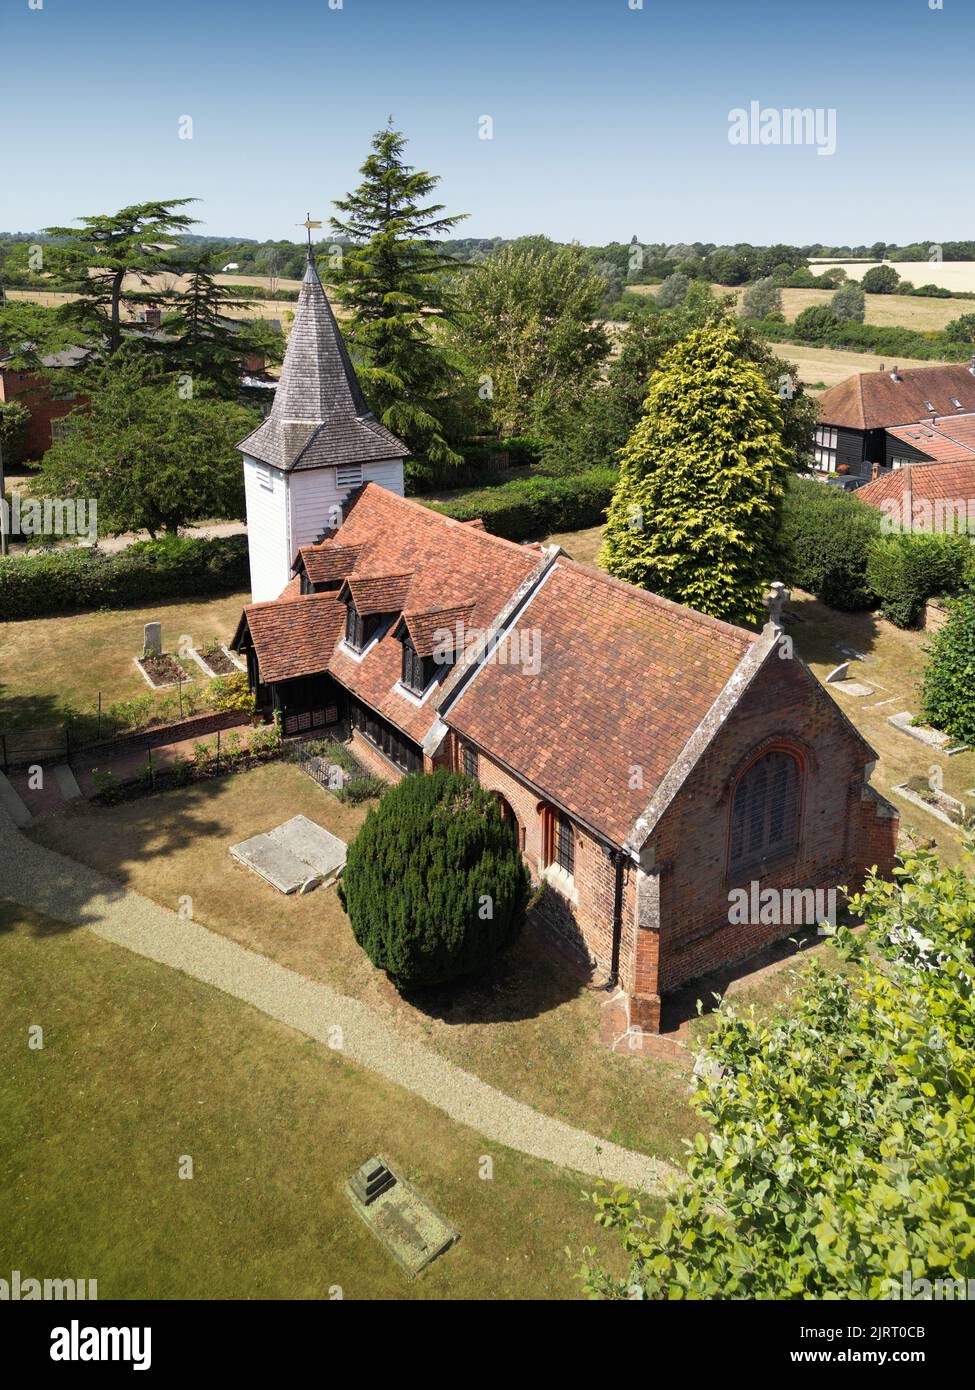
[298,213,322,251]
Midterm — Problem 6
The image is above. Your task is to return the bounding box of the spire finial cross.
[763,580,791,633]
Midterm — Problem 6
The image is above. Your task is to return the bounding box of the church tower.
[237,246,406,602]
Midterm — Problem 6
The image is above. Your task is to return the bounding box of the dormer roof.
[237,250,406,472]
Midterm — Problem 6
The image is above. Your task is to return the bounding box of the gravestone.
[143,622,162,658]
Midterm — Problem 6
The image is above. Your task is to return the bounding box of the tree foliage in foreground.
[581,843,975,1299]
[600,320,792,623]
[36,351,258,536]
[340,769,530,988]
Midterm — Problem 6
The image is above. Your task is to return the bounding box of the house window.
[462,743,478,780]
[730,750,800,872]
[814,426,838,471]
[348,696,422,773]
[49,418,70,442]
[336,464,363,489]
[401,640,429,695]
[345,604,380,653]
[891,456,912,471]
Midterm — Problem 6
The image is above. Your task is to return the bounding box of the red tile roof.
[398,603,477,658]
[297,542,364,587]
[856,460,975,521]
[818,365,975,431]
[241,592,346,683]
[342,572,415,615]
[445,558,756,844]
[886,422,975,464]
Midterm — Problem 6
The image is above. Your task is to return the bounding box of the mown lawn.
[28,762,701,1166]
[0,591,248,732]
[0,897,635,1300]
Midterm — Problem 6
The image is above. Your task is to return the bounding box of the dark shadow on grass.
[784,592,885,666]
[398,923,588,1026]
[6,779,228,935]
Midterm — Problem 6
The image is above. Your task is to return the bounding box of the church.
[232,247,898,1040]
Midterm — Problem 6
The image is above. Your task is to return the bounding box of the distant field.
[6,283,297,324]
[769,343,935,391]
[812,260,975,294]
[630,281,970,331]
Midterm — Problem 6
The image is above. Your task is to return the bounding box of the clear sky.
[1,0,971,246]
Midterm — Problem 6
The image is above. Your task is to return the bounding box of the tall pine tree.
[600,320,792,624]
[162,250,274,398]
[329,125,467,466]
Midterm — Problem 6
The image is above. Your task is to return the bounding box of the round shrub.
[780,477,882,610]
[340,769,530,988]
[920,591,975,742]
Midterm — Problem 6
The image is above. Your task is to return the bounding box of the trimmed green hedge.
[780,477,882,610]
[425,466,617,542]
[865,533,971,628]
[0,534,249,620]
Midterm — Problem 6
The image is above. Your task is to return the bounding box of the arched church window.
[729,749,801,872]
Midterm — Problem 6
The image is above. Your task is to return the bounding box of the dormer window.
[401,638,437,696]
[346,604,380,654]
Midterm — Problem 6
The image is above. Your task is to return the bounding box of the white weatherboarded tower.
[238,248,406,602]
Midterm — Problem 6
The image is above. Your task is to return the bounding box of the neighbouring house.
[814,361,975,485]
[855,458,975,533]
[0,345,91,457]
[232,248,899,1039]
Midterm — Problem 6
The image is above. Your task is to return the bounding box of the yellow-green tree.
[600,320,792,623]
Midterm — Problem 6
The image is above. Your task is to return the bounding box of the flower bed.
[135,653,192,689]
[191,642,243,678]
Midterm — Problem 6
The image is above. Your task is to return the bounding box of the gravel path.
[0,804,677,1195]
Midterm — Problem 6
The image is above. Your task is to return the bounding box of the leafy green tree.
[0,399,30,467]
[45,199,197,352]
[35,351,258,536]
[921,591,975,741]
[655,272,690,308]
[581,841,975,1299]
[453,239,610,438]
[340,769,530,988]
[831,281,866,323]
[793,303,839,341]
[330,125,467,466]
[600,320,793,622]
[740,276,781,319]
[861,264,901,294]
[945,313,975,345]
[161,250,270,397]
[0,300,91,372]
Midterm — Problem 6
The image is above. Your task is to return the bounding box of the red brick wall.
[643,650,893,999]
[447,731,633,979]
[0,369,85,458]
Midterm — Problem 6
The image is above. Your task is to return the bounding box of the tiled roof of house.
[818,364,975,431]
[856,460,975,514]
[397,603,478,657]
[886,421,975,463]
[236,251,406,472]
[296,542,364,587]
[239,592,346,683]
[342,572,415,615]
[444,558,757,845]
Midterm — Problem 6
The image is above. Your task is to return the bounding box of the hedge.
[865,533,970,628]
[0,533,249,620]
[424,466,617,542]
[780,477,882,610]
[744,315,971,363]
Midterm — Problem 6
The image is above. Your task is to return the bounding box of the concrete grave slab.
[346,1154,458,1277]
[830,680,874,698]
[230,814,346,894]
[887,712,951,750]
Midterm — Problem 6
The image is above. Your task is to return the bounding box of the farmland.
[629,281,972,332]
[811,259,975,294]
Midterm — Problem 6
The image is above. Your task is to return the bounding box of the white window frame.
[814,426,838,471]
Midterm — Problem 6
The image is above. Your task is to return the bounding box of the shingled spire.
[238,245,406,473]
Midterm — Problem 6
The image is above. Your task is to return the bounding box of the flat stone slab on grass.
[230,814,347,894]
[830,680,874,698]
[346,1156,458,1278]
[887,712,951,750]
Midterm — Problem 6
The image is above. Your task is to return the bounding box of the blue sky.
[1,0,971,245]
